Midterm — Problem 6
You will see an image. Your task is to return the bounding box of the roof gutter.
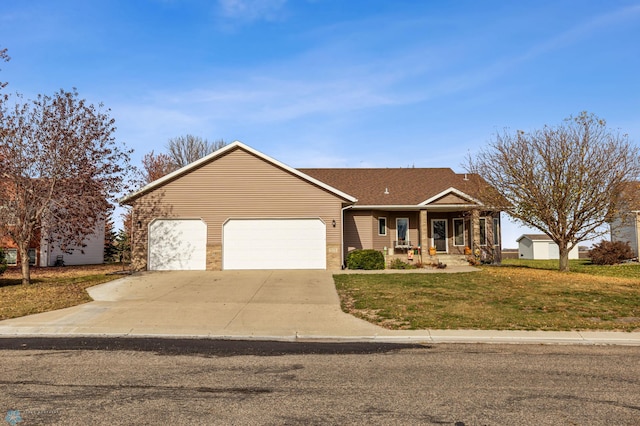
[348,204,481,211]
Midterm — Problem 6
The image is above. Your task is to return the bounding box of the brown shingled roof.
[517,234,552,242]
[299,168,490,206]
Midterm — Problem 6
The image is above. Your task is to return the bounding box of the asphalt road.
[1,338,639,425]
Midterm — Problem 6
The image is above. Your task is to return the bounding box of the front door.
[432,219,447,252]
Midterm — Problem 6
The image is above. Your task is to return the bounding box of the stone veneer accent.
[206,244,222,270]
[130,216,148,271]
[471,209,480,252]
[419,210,428,262]
[327,244,342,270]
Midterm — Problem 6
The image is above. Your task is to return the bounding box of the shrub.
[389,258,417,270]
[346,249,385,270]
[589,240,635,265]
[0,248,6,276]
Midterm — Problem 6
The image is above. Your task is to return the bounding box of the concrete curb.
[1,331,639,346]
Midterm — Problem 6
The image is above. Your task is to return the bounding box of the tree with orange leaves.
[0,87,134,284]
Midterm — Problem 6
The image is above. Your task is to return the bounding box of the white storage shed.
[517,234,579,260]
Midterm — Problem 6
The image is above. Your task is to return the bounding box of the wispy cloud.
[106,2,640,164]
[217,0,288,23]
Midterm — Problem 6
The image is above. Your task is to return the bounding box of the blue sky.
[1,0,639,247]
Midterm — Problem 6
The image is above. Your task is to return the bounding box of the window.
[453,218,465,246]
[396,218,409,246]
[4,249,17,266]
[1,248,35,265]
[493,218,500,246]
[479,218,487,246]
[378,217,387,236]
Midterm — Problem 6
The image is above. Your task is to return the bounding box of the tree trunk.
[558,242,570,272]
[18,242,31,285]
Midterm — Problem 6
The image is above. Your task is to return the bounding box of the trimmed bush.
[346,249,385,270]
[389,258,417,270]
[589,240,635,265]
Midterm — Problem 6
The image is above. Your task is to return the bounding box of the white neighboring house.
[611,213,640,258]
[38,219,105,266]
[517,234,580,260]
[610,182,640,259]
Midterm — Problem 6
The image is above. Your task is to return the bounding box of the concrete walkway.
[0,269,638,345]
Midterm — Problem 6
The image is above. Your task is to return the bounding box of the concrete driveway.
[0,270,387,339]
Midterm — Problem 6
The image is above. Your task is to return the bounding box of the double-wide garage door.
[148,218,327,270]
[223,219,326,270]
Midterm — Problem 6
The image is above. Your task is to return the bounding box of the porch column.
[419,210,428,260]
[471,209,480,255]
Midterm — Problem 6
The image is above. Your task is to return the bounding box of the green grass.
[502,258,640,279]
[334,261,640,331]
[0,264,124,320]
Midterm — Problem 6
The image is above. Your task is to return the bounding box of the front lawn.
[0,264,126,321]
[501,258,640,279]
[334,261,640,331]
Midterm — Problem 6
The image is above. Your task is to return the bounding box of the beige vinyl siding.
[133,148,345,246]
[346,211,421,252]
[387,212,419,247]
[432,193,469,205]
[372,211,390,251]
[344,210,373,252]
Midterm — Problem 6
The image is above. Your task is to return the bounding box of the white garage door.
[223,219,326,270]
[148,219,207,270]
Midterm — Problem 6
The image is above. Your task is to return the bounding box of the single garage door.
[223,218,326,270]
[148,219,207,270]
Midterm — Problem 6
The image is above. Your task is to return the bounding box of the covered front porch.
[343,207,502,266]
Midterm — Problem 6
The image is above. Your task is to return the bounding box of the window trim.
[453,218,465,247]
[378,217,387,236]
[4,248,17,266]
[493,217,500,246]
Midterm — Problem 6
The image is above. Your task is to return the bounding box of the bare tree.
[466,112,640,271]
[0,47,10,101]
[141,150,176,183]
[166,135,226,168]
[0,89,133,284]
